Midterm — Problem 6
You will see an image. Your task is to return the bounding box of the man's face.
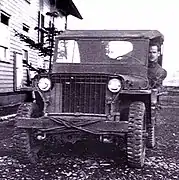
[148,45,160,63]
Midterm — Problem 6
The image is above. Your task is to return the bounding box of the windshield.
[55,39,148,65]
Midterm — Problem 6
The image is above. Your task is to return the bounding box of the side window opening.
[149,40,163,66]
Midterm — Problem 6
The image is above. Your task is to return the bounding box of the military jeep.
[13,30,164,168]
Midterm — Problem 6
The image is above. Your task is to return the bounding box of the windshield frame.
[53,38,149,66]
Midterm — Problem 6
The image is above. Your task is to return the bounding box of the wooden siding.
[0,0,65,93]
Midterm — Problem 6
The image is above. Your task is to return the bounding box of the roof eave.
[49,0,82,20]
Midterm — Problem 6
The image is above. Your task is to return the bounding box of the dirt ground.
[0,107,178,180]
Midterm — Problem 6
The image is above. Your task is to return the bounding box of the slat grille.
[52,75,108,114]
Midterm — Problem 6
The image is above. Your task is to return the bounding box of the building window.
[23,23,29,32]
[0,11,10,62]
[0,11,10,26]
[0,46,8,62]
[22,49,28,62]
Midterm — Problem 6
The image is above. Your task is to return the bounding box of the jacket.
[148,62,167,88]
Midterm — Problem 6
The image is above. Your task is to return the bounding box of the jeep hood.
[52,63,149,89]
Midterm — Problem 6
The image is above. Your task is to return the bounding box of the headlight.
[38,78,51,91]
[108,78,122,93]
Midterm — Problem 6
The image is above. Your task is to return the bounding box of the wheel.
[13,103,41,164]
[13,128,39,164]
[127,101,146,168]
[146,123,155,148]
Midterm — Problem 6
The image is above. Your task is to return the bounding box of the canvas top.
[56,30,164,41]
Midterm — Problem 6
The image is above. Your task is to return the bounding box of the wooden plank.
[0,76,13,80]
[0,88,12,93]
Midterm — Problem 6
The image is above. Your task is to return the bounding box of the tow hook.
[36,133,46,140]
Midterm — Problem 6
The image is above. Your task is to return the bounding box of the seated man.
[148,43,167,88]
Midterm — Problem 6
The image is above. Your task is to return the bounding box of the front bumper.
[15,114,128,135]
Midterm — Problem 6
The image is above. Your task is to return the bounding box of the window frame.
[0,45,8,62]
[0,10,10,26]
[22,49,28,63]
[0,10,10,63]
[22,23,30,32]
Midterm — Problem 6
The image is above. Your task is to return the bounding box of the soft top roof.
[57,30,164,41]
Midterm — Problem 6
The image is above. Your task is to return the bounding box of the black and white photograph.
[0,0,178,179]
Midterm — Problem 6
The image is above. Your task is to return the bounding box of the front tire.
[13,103,40,164]
[127,101,146,168]
[13,128,38,164]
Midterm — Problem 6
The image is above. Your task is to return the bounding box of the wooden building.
[0,0,82,116]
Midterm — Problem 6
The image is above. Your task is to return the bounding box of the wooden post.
[65,16,67,30]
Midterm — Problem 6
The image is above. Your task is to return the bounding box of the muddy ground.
[0,107,178,180]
